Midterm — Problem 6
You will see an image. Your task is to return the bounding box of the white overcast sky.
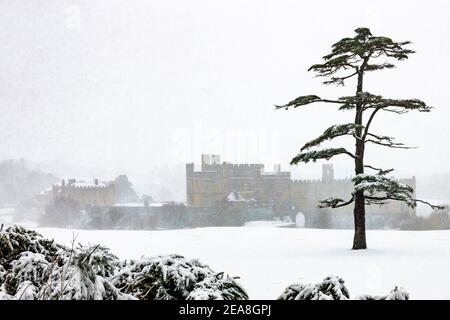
[0,0,449,180]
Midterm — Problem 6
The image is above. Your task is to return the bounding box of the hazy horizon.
[1,0,450,187]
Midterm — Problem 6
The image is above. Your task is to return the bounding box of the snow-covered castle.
[186,154,291,207]
[186,155,416,227]
[52,178,115,207]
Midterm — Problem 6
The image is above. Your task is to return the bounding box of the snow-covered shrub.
[40,243,135,300]
[0,225,60,266]
[186,272,249,300]
[279,276,410,300]
[0,226,62,298]
[278,275,350,300]
[111,254,248,300]
[3,251,50,296]
[1,225,248,300]
[14,280,38,300]
[357,286,409,300]
[277,283,310,300]
[317,275,351,300]
[0,265,5,284]
[0,290,12,300]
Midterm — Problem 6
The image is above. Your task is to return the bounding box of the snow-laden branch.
[364,97,432,113]
[319,196,355,209]
[290,148,355,165]
[352,174,443,209]
[275,95,342,110]
[353,174,415,207]
[365,133,416,149]
[301,124,362,151]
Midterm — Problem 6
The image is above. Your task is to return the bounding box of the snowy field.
[0,208,14,225]
[27,225,450,300]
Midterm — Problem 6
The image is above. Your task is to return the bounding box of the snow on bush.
[279,276,410,300]
[356,286,409,300]
[39,243,134,300]
[1,225,61,298]
[3,251,49,296]
[278,275,350,300]
[0,225,248,300]
[0,225,60,263]
[111,254,248,300]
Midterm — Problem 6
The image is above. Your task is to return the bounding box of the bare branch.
[366,139,416,149]
[365,195,445,210]
[413,199,445,210]
[363,107,381,139]
[323,71,359,86]
[364,165,394,176]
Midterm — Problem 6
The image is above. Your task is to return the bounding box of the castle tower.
[322,164,334,183]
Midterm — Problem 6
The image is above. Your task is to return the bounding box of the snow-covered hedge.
[278,276,350,300]
[111,255,248,300]
[356,286,409,300]
[278,276,409,300]
[0,225,248,300]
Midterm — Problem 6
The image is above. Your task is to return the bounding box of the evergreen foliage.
[0,226,248,300]
[111,254,248,300]
[276,27,439,248]
[279,276,409,300]
[357,286,409,300]
[277,275,350,300]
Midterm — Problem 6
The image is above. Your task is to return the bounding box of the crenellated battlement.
[52,179,115,206]
[186,155,416,217]
[291,178,352,184]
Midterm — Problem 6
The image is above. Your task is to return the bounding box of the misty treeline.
[0,158,187,207]
[0,225,408,300]
[0,159,58,205]
[401,208,450,230]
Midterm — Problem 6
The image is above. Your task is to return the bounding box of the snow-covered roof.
[71,181,107,188]
[114,202,166,207]
[226,191,248,202]
[39,187,52,195]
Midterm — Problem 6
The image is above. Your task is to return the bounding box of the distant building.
[186,154,291,207]
[290,165,417,223]
[52,179,115,207]
[186,155,416,227]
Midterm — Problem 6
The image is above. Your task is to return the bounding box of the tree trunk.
[352,192,367,249]
[352,68,367,250]
[352,128,367,249]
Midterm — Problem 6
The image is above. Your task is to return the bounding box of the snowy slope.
[33,226,450,300]
[0,208,14,225]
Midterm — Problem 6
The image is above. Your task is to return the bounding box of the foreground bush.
[111,255,248,300]
[278,276,409,300]
[0,225,247,300]
[356,286,409,300]
[278,276,350,300]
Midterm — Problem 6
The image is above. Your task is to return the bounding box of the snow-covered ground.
[30,225,450,300]
[244,220,294,228]
[0,207,15,226]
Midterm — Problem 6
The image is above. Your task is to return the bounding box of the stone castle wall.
[290,177,416,217]
[186,155,416,219]
[52,180,115,207]
[186,161,291,207]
